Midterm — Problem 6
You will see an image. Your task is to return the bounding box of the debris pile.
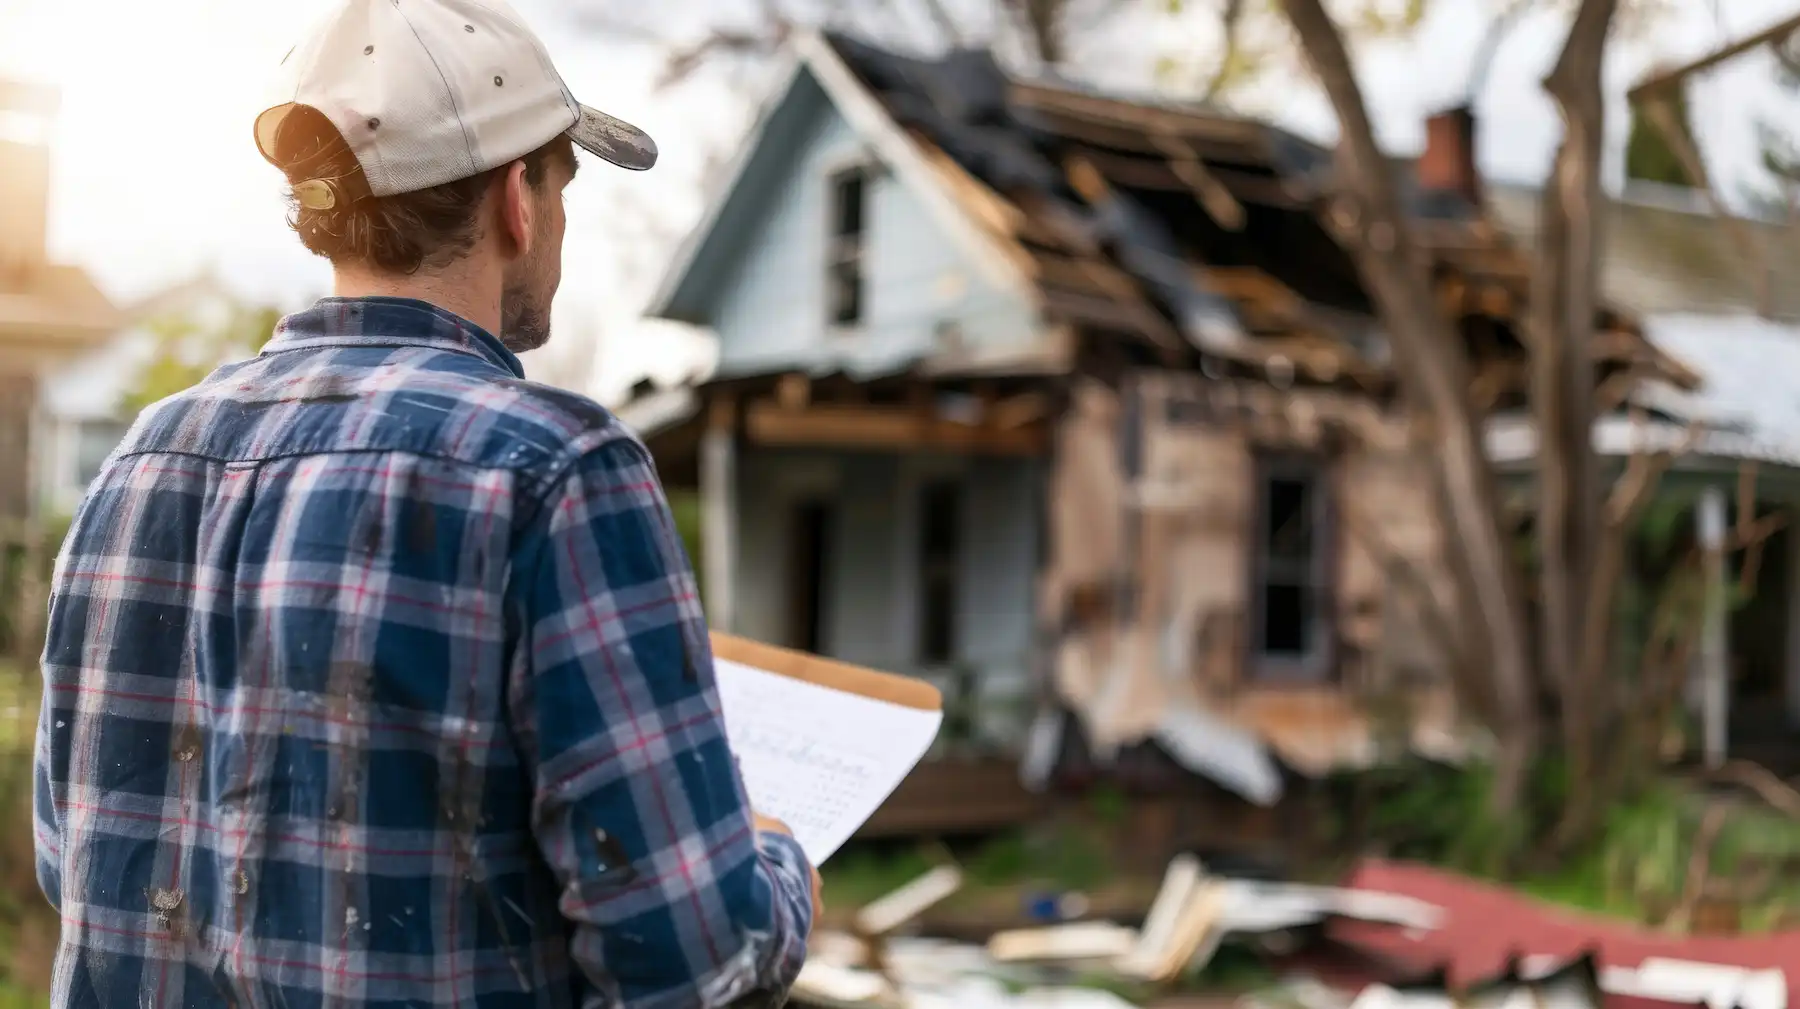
[793,858,1796,1009]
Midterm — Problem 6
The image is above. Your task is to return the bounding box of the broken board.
[710,633,944,864]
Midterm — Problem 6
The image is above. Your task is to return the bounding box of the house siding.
[707,99,1038,378]
[728,448,1039,747]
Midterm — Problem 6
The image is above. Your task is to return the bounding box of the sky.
[2,0,1797,404]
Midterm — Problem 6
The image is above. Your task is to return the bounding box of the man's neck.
[332,262,503,336]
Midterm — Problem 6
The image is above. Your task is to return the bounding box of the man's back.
[35,298,813,1009]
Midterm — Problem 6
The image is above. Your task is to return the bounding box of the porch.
[634,374,1058,766]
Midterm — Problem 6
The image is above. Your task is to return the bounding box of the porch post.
[699,397,738,634]
[1787,517,1800,728]
[1697,485,1729,770]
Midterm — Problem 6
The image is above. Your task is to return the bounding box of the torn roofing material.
[821,29,1320,362]
[814,30,1691,392]
[1328,860,1800,1006]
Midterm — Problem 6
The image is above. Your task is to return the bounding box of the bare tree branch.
[1465,0,1535,104]
[1278,0,1539,818]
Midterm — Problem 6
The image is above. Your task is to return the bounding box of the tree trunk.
[1535,0,1619,848]
[1277,0,1538,818]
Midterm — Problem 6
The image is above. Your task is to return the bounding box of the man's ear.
[498,161,535,259]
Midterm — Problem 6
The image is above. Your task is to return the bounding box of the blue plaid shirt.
[35,297,814,1009]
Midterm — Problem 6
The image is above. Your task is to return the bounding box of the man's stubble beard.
[499,275,551,354]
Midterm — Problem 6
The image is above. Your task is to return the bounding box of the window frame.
[1245,453,1337,685]
[822,161,872,333]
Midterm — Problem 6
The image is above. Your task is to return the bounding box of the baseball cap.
[254,0,656,203]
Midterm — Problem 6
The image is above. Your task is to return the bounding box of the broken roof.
[667,29,1691,392]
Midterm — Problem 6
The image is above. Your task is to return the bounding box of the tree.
[1275,0,1705,852]
[123,303,283,416]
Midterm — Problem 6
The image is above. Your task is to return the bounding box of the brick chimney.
[1416,105,1481,208]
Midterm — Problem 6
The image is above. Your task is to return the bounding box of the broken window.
[917,480,961,666]
[1252,460,1330,679]
[826,167,867,327]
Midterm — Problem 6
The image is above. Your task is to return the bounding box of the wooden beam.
[775,373,811,410]
[1064,147,1304,206]
[989,392,1050,431]
[1008,80,1267,148]
[1148,129,1246,231]
[744,401,1048,456]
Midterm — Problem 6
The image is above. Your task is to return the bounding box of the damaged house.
[621,30,1783,841]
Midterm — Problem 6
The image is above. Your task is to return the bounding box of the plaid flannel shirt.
[35,297,814,1009]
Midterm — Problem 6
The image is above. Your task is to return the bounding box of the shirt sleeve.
[510,434,814,1009]
[33,683,63,912]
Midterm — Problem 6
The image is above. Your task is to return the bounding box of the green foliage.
[1345,760,1800,927]
[122,304,283,416]
[1625,90,1698,188]
[965,823,1114,891]
[819,823,1118,913]
[666,491,706,605]
[1087,784,1130,827]
[0,516,70,661]
[0,666,52,1000]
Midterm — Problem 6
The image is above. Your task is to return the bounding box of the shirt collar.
[264,297,526,379]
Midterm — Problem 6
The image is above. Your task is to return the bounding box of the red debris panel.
[1327,860,1800,1003]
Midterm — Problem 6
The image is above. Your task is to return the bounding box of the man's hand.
[753,811,824,925]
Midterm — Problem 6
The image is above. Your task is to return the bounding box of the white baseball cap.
[254,0,657,200]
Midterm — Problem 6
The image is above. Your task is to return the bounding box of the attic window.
[827,166,868,327]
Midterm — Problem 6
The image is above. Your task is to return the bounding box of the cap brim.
[569,104,657,172]
[254,102,297,166]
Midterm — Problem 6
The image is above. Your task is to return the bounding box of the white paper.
[713,657,943,864]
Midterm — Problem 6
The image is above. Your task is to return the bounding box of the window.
[786,499,833,654]
[75,419,129,488]
[826,167,867,327]
[917,480,961,666]
[1252,461,1330,679]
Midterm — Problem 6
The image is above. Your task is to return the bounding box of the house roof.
[648,29,1694,394]
[0,262,122,347]
[1487,180,1800,322]
[1487,314,1800,470]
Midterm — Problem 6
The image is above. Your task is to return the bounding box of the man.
[33,2,820,1007]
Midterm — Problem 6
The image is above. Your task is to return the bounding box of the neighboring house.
[622,30,1789,842]
[0,79,120,529]
[1482,180,1800,773]
[35,270,240,516]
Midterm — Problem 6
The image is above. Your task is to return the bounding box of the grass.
[818,819,1164,936]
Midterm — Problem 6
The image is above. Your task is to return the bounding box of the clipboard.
[705,633,945,862]
[709,632,943,712]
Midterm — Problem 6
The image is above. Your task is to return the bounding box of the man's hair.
[270,105,575,274]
